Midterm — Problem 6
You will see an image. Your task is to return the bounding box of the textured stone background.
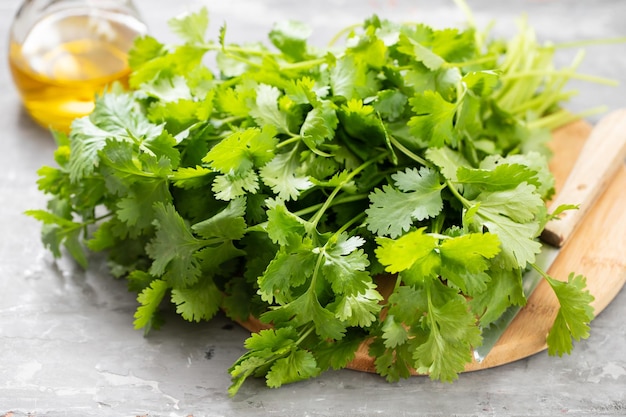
[1,0,625,415]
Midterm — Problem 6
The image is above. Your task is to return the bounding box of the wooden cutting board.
[238,117,626,374]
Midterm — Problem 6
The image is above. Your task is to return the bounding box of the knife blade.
[474,108,626,362]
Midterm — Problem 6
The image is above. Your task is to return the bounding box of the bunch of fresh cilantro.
[28,5,600,395]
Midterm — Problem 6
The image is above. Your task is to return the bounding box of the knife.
[474,108,626,362]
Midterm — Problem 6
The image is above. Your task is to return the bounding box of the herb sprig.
[27,5,600,395]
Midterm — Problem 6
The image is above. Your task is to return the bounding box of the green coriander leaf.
[439,232,500,294]
[266,349,320,388]
[260,147,313,201]
[463,70,500,97]
[265,200,308,246]
[412,280,482,382]
[330,281,383,327]
[269,20,311,61]
[216,84,254,117]
[466,183,545,269]
[314,331,364,371]
[381,314,409,348]
[546,273,595,356]
[300,101,338,151]
[261,289,346,340]
[128,35,167,70]
[373,90,408,121]
[171,278,222,322]
[457,163,540,192]
[196,240,246,275]
[425,146,471,188]
[319,233,371,296]
[212,170,260,201]
[366,167,444,238]
[470,267,525,327]
[375,228,437,274]
[250,84,291,133]
[68,90,163,182]
[329,55,379,100]
[203,126,278,173]
[408,90,458,147]
[168,7,209,44]
[134,279,169,331]
[192,197,247,240]
[171,166,214,189]
[397,33,445,70]
[258,238,316,304]
[146,203,205,287]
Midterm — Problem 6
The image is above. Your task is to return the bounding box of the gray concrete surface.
[1,0,625,415]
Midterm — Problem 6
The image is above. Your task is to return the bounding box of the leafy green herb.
[28,4,605,396]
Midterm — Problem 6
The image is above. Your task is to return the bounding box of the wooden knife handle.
[541,108,626,247]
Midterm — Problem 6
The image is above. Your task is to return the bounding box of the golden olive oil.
[9,9,146,132]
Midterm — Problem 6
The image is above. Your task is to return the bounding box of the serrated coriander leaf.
[397,33,445,70]
[171,278,222,322]
[212,170,259,201]
[381,315,409,348]
[319,233,371,296]
[315,331,364,371]
[269,20,311,61]
[375,228,437,274]
[546,273,595,356]
[439,232,500,295]
[265,200,308,246]
[425,146,471,185]
[146,203,205,287]
[462,70,500,97]
[480,152,555,199]
[192,197,247,240]
[261,289,346,340]
[456,163,540,192]
[171,166,213,189]
[258,239,317,304]
[134,279,169,330]
[470,267,525,327]
[168,7,209,44]
[128,35,167,70]
[260,147,313,201]
[203,126,278,174]
[408,90,458,147]
[229,327,299,396]
[465,183,545,269]
[373,89,408,121]
[412,280,482,382]
[329,55,379,100]
[300,101,338,151]
[266,349,320,389]
[330,281,383,327]
[250,84,291,133]
[68,90,163,182]
[366,167,444,238]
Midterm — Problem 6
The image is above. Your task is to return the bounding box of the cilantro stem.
[276,135,301,148]
[501,70,618,86]
[334,212,366,237]
[202,43,280,57]
[282,57,328,71]
[296,325,315,346]
[443,55,498,69]
[445,179,471,209]
[293,194,369,218]
[528,106,607,130]
[310,154,386,228]
[553,36,626,49]
[328,23,361,47]
[388,136,431,167]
